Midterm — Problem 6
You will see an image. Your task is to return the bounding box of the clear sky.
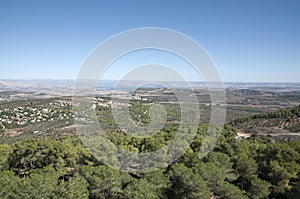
[0,0,299,82]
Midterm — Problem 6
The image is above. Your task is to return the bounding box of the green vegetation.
[1,92,300,198]
[232,105,300,124]
[231,105,300,134]
[0,124,299,198]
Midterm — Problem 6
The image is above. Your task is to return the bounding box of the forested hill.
[1,125,300,198]
[231,105,300,135]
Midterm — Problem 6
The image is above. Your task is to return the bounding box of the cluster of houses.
[91,96,138,108]
[0,100,75,131]
[0,95,153,133]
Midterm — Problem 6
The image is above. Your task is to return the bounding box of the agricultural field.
[1,86,300,142]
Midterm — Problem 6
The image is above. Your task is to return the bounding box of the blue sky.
[0,0,299,82]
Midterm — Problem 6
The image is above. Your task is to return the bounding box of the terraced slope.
[231,105,300,140]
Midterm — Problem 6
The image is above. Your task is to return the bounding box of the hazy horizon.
[1,79,300,84]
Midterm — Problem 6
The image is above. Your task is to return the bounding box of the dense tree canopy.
[0,124,299,198]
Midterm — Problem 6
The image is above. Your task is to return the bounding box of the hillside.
[231,105,300,140]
